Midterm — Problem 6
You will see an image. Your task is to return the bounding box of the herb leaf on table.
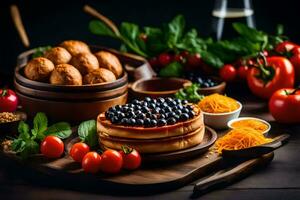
[78,120,98,148]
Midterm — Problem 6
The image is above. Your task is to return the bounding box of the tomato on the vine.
[0,89,18,112]
[219,64,237,82]
[237,65,249,80]
[119,146,141,170]
[40,136,64,158]
[70,142,90,162]
[82,152,102,173]
[187,53,202,67]
[158,53,172,66]
[173,54,185,64]
[100,149,123,174]
[275,41,297,54]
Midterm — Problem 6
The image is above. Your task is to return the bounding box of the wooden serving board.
[0,127,274,192]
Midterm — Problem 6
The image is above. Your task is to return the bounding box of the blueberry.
[164,107,172,113]
[175,110,182,115]
[158,97,165,103]
[137,113,146,119]
[135,105,142,110]
[158,113,166,119]
[182,100,188,104]
[136,119,144,126]
[174,115,180,120]
[168,100,176,107]
[107,112,114,120]
[108,107,117,113]
[122,106,129,112]
[167,117,177,125]
[126,111,135,118]
[142,106,149,113]
[121,118,129,125]
[145,97,152,102]
[197,77,203,85]
[150,114,157,119]
[203,82,210,88]
[118,112,125,118]
[151,99,157,104]
[166,112,175,118]
[176,105,184,110]
[111,116,120,123]
[115,105,122,110]
[132,99,140,105]
[105,111,110,118]
[144,118,151,127]
[149,103,156,109]
[150,119,157,127]
[188,111,195,118]
[158,119,167,126]
[160,102,168,108]
[152,108,160,114]
[182,108,189,114]
[142,102,148,107]
[135,110,142,115]
[175,99,182,104]
[180,113,189,121]
[145,112,152,118]
[129,118,136,125]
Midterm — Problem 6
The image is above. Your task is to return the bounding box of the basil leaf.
[20,140,39,159]
[276,24,284,36]
[159,62,183,77]
[32,46,51,58]
[78,120,97,148]
[165,15,185,48]
[18,121,30,140]
[176,29,208,53]
[233,23,267,43]
[89,20,117,38]
[33,112,48,140]
[201,51,224,69]
[12,138,26,153]
[144,27,167,55]
[44,122,72,139]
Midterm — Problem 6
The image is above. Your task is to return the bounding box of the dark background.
[1,0,300,86]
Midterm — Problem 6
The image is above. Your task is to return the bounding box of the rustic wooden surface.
[1,87,300,199]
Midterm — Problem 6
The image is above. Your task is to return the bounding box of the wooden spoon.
[222,134,290,159]
[10,4,30,48]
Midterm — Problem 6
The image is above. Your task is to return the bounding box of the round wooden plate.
[66,126,217,163]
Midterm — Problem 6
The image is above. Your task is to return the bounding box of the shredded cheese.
[198,94,239,113]
[231,119,269,132]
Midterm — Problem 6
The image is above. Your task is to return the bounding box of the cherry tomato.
[173,54,185,64]
[82,152,102,173]
[100,149,123,174]
[70,142,90,162]
[219,64,237,82]
[40,136,64,158]
[0,89,18,112]
[275,41,297,54]
[148,57,160,69]
[263,50,269,57]
[269,88,300,123]
[158,53,172,66]
[237,65,249,80]
[247,56,294,99]
[119,147,141,170]
[187,53,202,67]
[180,51,189,58]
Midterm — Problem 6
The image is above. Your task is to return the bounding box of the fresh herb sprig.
[175,84,204,103]
[77,120,98,148]
[32,46,52,58]
[12,112,72,159]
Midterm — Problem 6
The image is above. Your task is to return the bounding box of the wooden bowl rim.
[131,77,192,95]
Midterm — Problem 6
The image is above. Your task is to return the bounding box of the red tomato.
[219,64,237,82]
[158,53,172,66]
[82,152,102,173]
[180,51,189,58]
[70,142,90,162]
[100,149,123,174]
[0,89,18,112]
[40,136,64,158]
[269,88,300,123]
[275,41,297,54]
[237,65,249,80]
[120,147,141,170]
[247,56,295,99]
[187,53,202,67]
[173,54,185,64]
[289,46,300,83]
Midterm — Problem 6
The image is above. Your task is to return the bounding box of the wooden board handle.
[192,153,274,197]
[10,5,30,48]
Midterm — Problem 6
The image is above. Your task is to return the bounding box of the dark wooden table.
[1,87,300,200]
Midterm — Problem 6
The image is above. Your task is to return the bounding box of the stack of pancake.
[97,107,205,154]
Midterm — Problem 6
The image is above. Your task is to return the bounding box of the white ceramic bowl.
[202,101,242,130]
[227,117,271,135]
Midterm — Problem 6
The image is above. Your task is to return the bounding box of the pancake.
[99,126,205,154]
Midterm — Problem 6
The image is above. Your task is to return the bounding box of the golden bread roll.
[83,68,116,85]
[70,53,99,75]
[44,47,72,65]
[24,57,55,82]
[60,40,91,56]
[94,51,123,78]
[50,64,82,85]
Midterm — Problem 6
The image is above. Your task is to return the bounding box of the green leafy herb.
[78,120,97,148]
[159,62,183,77]
[32,46,51,58]
[89,20,118,38]
[175,84,204,103]
[12,112,71,159]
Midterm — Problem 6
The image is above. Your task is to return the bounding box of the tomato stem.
[290,87,300,95]
[1,89,7,97]
[121,145,133,154]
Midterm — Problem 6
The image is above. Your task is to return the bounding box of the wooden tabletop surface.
[1,86,300,200]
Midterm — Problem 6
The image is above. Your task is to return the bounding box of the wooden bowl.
[131,78,191,99]
[0,111,27,136]
[184,77,226,96]
[14,46,148,123]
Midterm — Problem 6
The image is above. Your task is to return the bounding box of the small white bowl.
[227,117,271,135]
[202,101,242,130]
